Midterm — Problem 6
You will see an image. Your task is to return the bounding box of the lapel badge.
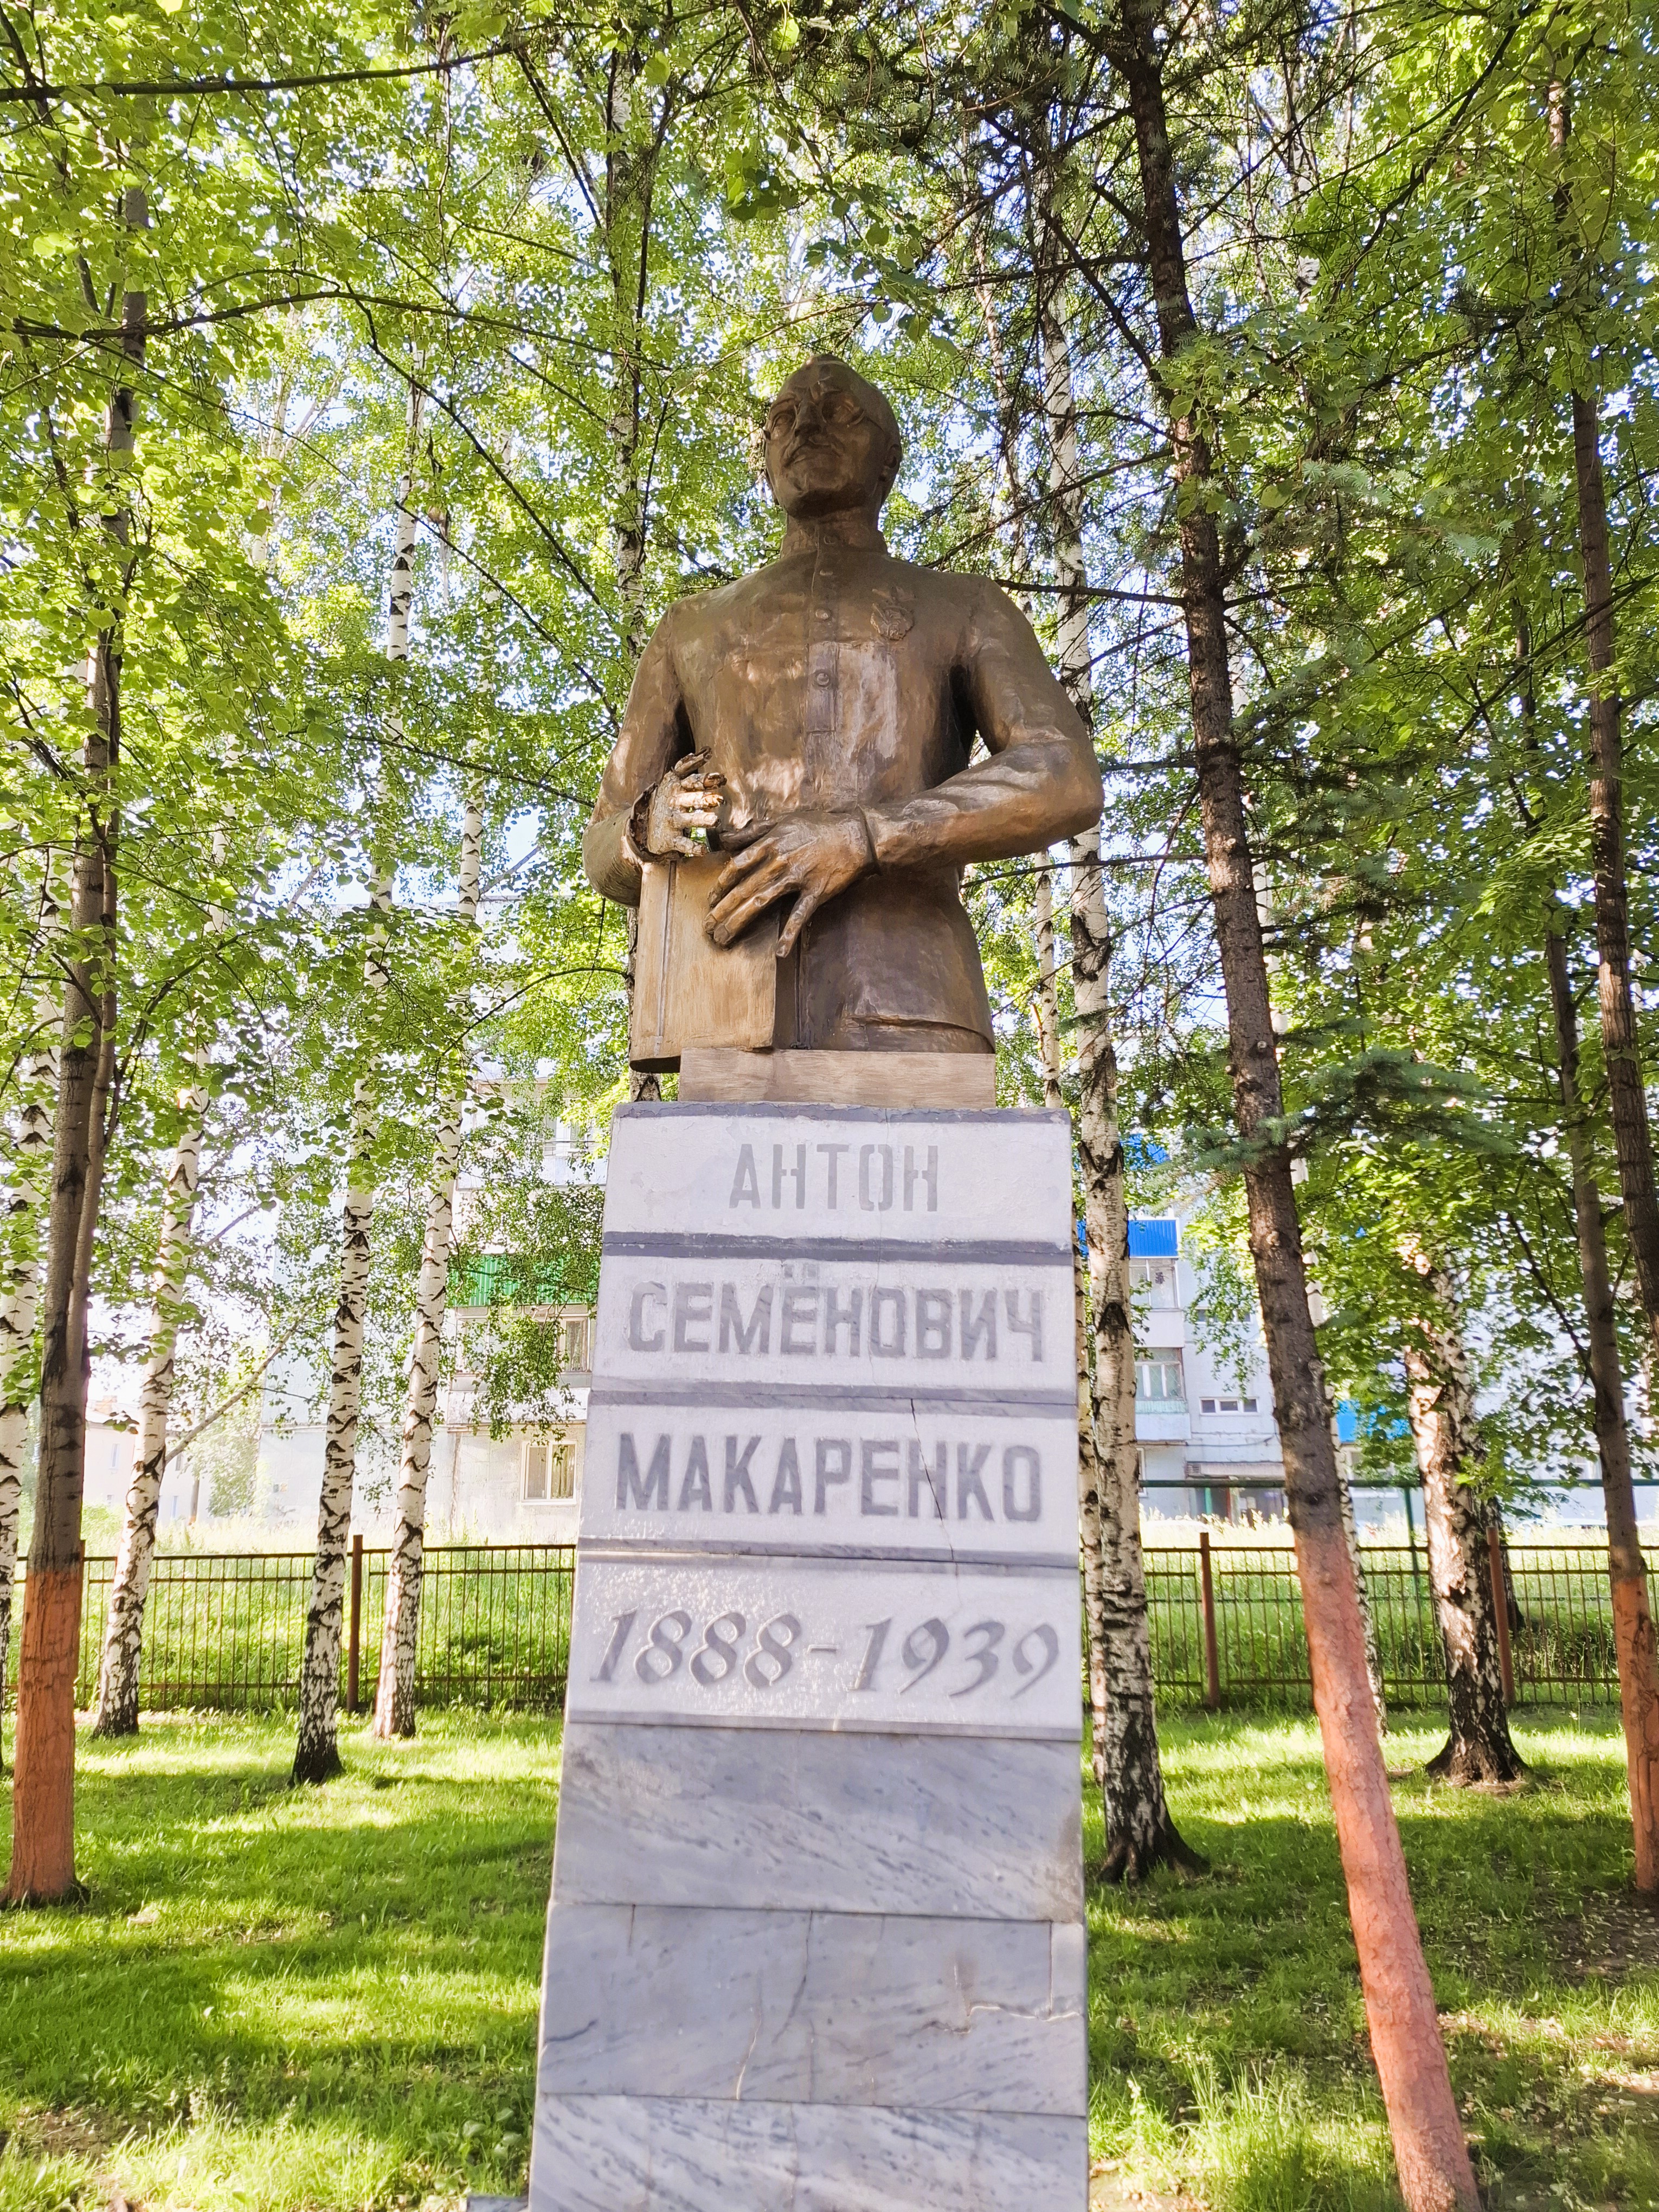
[871,588,914,641]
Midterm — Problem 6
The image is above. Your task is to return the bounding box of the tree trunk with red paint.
[7,185,144,1905]
[1109,7,1477,2200]
[1545,924,1659,1885]
[1552,80,1659,1359]
[9,685,119,1907]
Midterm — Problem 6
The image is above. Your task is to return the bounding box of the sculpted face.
[763,357,901,522]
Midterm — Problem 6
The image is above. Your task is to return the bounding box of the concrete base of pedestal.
[527,1103,1087,2212]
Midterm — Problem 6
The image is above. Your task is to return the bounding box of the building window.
[1135,1355,1185,1404]
[1200,1395,1258,1415]
[561,1311,590,1371]
[1128,1258,1179,1310]
[523,1434,576,1501]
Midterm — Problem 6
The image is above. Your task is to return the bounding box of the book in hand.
[629,852,778,1072]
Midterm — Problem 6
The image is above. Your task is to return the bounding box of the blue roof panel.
[1128,1218,1179,1258]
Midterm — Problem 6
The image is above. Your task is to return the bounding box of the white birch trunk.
[1032,862,1063,1109]
[606,55,661,1108]
[1041,294,1192,1876]
[92,824,231,1736]
[1074,1244,1113,1802]
[1039,845,1112,1800]
[88,1088,205,1735]
[293,382,420,1784]
[0,878,62,1731]
[1401,1249,1525,1785]
[372,792,482,1739]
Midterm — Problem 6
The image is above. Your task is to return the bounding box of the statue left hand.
[707,812,874,957]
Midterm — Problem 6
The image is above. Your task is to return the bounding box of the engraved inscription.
[582,1406,1077,1555]
[601,1109,1076,1248]
[589,1604,1058,1705]
[613,1431,1043,1522]
[565,1558,1082,1737]
[729,1141,940,1213]
[619,1277,1046,1365]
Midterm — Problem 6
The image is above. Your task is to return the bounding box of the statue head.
[762,355,903,525]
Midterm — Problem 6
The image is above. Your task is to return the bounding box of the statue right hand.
[641,751,725,858]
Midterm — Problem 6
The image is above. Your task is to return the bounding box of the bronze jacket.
[582,533,1103,1052]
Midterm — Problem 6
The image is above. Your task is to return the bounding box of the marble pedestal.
[528,1103,1088,2212]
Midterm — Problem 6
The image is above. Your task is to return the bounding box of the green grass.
[0,1712,558,2212]
[1089,1712,1659,2211]
[2,1708,1657,2211]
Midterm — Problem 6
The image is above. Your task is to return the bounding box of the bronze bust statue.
[583,355,1103,1056]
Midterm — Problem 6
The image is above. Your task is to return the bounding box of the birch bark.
[1032,858,1064,1102]
[0,876,62,1740]
[971,203,1123,1819]
[292,382,420,1785]
[88,1084,206,1735]
[604,49,663,1106]
[372,790,483,1738]
[1109,6,1476,2197]
[1032,847,1118,1803]
[1400,1252,1525,1785]
[1039,283,1193,1877]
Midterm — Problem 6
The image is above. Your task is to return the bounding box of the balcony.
[1134,1401,1192,1444]
[1136,1307,1186,1351]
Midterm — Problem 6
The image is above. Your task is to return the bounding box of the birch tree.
[1037,252,1194,1877]
[88,1078,208,1736]
[292,381,421,1786]
[603,44,664,1106]
[372,790,482,1738]
[1400,1250,1526,1785]
[967,191,1127,1837]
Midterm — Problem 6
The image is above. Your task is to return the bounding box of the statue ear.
[875,439,902,505]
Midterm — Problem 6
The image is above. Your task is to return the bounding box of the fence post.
[348,1532,363,1714]
[1487,1523,1515,1707]
[1404,1484,1423,1591]
[1199,1531,1221,1712]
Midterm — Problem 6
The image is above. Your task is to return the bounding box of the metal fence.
[1146,1538,1622,1711]
[2,1538,1627,1717]
[58,1543,577,1714]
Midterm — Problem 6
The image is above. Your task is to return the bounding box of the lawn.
[1,1708,1655,2212]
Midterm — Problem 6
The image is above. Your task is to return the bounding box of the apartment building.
[428,1212,1289,1540]
[255,1156,1290,1537]
[1128,1217,1287,1523]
